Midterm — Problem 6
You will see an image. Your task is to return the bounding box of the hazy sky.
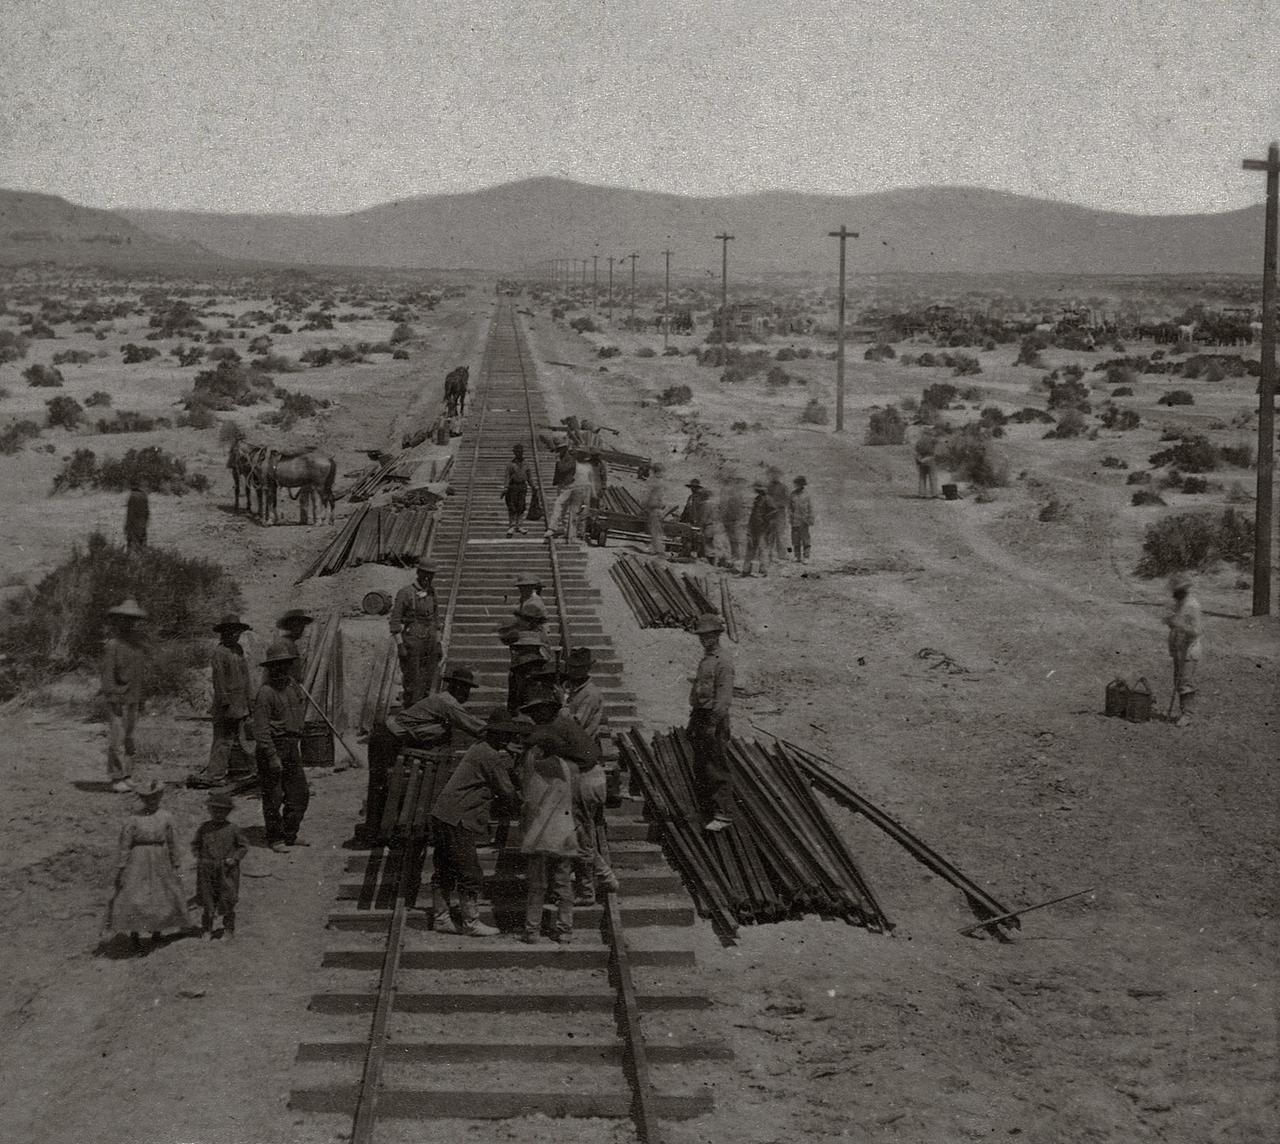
[3,0,1276,216]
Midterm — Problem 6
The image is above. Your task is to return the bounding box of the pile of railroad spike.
[296,504,437,581]
[609,554,739,640]
[300,609,346,728]
[618,728,890,938]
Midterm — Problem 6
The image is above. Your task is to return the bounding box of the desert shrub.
[731,420,764,433]
[865,406,907,446]
[1126,470,1152,485]
[1037,495,1069,522]
[390,322,415,344]
[899,395,918,414]
[1135,509,1253,577]
[175,344,205,367]
[176,404,217,430]
[864,343,896,362]
[248,334,272,354]
[1131,490,1166,507]
[0,329,30,364]
[1181,476,1209,494]
[916,352,939,368]
[1047,376,1091,412]
[800,399,830,425]
[97,447,209,494]
[300,312,335,331]
[50,448,99,490]
[121,343,161,365]
[26,321,56,339]
[775,345,811,361]
[0,531,240,700]
[392,348,410,360]
[1218,442,1254,469]
[659,384,692,406]
[96,410,160,434]
[51,349,93,366]
[950,352,981,377]
[207,346,241,363]
[938,424,1008,486]
[217,420,244,445]
[663,346,681,356]
[1044,408,1087,439]
[263,389,330,430]
[1111,386,1134,397]
[249,352,297,373]
[85,391,112,408]
[0,420,41,454]
[1149,435,1216,472]
[569,316,598,334]
[1015,333,1049,367]
[1104,364,1135,388]
[189,361,273,410]
[1099,404,1140,430]
[270,323,292,334]
[634,346,657,358]
[1100,455,1128,469]
[23,363,64,387]
[595,345,620,359]
[1225,481,1251,504]
[978,405,1007,430]
[299,347,335,367]
[45,395,85,430]
[1158,389,1194,406]
[766,366,795,387]
[921,382,958,410]
[898,354,917,366]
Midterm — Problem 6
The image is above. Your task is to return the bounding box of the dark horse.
[444,365,469,417]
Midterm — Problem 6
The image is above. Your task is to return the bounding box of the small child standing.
[192,792,248,938]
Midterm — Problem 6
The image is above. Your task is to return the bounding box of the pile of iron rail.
[296,504,437,581]
[347,453,453,502]
[610,554,738,639]
[618,728,890,938]
[597,485,645,515]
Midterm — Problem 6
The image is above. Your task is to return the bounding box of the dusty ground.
[0,278,1275,1144]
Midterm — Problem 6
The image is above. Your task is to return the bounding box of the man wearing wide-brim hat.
[276,608,314,685]
[252,640,310,852]
[1164,571,1204,727]
[561,646,619,906]
[390,557,441,705]
[101,598,149,793]
[742,481,775,578]
[189,614,253,789]
[688,612,735,831]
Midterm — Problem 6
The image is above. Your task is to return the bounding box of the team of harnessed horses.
[224,365,470,525]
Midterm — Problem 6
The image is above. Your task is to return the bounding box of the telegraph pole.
[715,232,734,361]
[1244,142,1278,616]
[662,248,673,351]
[628,252,638,325]
[592,254,599,312]
[607,256,615,322]
[828,226,859,433]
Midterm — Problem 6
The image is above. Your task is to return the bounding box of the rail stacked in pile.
[290,301,725,1141]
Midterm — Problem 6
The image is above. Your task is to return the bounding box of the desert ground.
[0,269,1274,1144]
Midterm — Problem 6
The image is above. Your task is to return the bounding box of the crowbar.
[296,679,364,769]
[958,887,1095,937]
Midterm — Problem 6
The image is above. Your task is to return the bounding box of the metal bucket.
[362,589,392,615]
[301,720,335,767]
[1125,678,1152,723]
[1105,678,1129,717]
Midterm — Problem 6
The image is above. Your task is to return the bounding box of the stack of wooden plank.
[296,504,436,581]
[348,452,454,502]
[300,609,346,729]
[358,639,402,734]
[609,554,737,639]
[598,485,645,515]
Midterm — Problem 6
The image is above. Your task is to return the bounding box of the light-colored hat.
[213,614,252,632]
[693,613,725,635]
[514,571,542,587]
[260,639,299,666]
[134,777,165,799]
[108,598,147,620]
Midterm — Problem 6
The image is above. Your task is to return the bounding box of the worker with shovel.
[1164,571,1203,728]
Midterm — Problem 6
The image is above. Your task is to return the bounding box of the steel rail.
[349,348,494,1144]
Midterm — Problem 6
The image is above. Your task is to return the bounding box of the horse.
[226,438,270,518]
[444,365,469,417]
[259,449,337,526]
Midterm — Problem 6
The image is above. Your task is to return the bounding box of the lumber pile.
[296,504,436,581]
[609,554,738,639]
[300,609,346,729]
[358,639,402,734]
[618,729,890,939]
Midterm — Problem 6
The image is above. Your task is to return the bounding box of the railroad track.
[289,300,725,1142]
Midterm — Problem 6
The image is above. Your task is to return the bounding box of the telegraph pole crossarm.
[1243,142,1278,616]
[828,226,859,433]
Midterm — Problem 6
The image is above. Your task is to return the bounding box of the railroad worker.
[587,450,609,509]
[680,479,717,561]
[101,598,148,793]
[427,707,526,937]
[688,613,735,832]
[764,469,791,560]
[191,791,248,939]
[914,432,940,498]
[190,614,252,789]
[361,665,485,845]
[514,572,546,614]
[507,634,552,714]
[390,557,441,705]
[789,476,815,564]
[502,444,533,537]
[561,449,596,542]
[124,484,149,551]
[252,640,310,853]
[578,418,603,451]
[717,478,746,572]
[543,441,578,539]
[562,648,619,905]
[276,608,314,685]
[1164,572,1204,728]
[101,778,189,955]
[643,462,668,558]
[741,481,774,578]
[517,688,580,945]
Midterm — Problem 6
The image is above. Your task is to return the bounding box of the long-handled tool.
[958,887,1095,937]
[296,679,364,769]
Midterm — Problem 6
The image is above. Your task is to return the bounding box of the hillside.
[0,189,223,268]
[121,178,1267,275]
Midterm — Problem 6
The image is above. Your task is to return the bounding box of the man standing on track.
[390,558,441,705]
[1164,572,1204,727]
[789,476,815,564]
[544,441,578,539]
[253,641,309,853]
[688,613,735,832]
[190,614,252,789]
[502,443,533,537]
[562,647,618,905]
[101,599,148,793]
[742,481,774,577]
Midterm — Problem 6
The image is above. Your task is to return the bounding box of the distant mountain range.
[0,179,1267,275]
[0,189,222,268]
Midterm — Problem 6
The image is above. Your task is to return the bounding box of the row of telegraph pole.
[529,145,1277,614]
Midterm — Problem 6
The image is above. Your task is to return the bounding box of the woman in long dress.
[103,778,190,952]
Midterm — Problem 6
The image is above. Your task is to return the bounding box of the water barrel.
[362,589,392,615]
[942,483,960,501]
[301,720,335,767]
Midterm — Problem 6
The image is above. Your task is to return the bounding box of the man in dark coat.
[101,598,148,792]
[389,558,440,704]
[189,614,253,788]
[688,613,735,831]
[252,641,309,853]
[124,486,149,551]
